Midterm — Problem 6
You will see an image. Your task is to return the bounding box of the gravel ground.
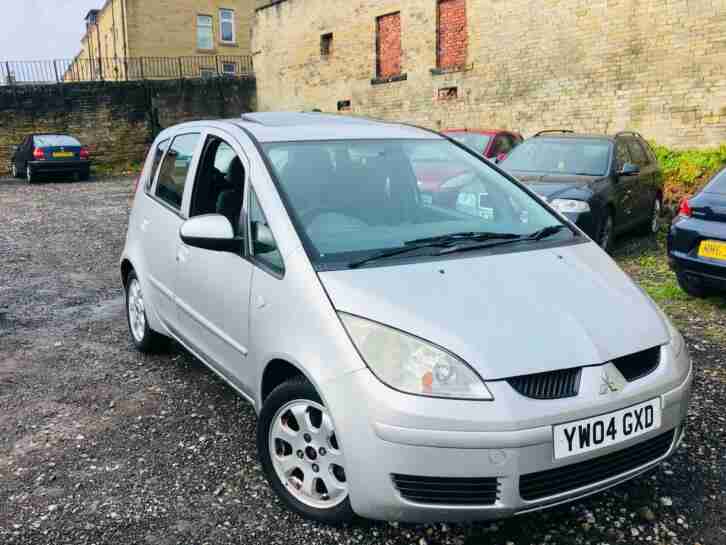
[1,176,725,545]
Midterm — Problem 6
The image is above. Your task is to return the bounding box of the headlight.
[550,199,591,213]
[339,313,493,400]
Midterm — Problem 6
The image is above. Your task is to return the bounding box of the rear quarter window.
[705,168,726,194]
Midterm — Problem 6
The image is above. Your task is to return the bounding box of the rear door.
[140,131,203,330]
[613,138,638,229]
[173,128,256,397]
[624,137,656,222]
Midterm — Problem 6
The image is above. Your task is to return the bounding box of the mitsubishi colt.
[120,113,692,524]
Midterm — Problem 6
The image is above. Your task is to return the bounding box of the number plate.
[553,399,661,460]
[698,239,726,262]
[52,151,74,158]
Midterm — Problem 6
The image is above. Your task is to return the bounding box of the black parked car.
[500,130,663,251]
[668,167,726,297]
[10,134,91,183]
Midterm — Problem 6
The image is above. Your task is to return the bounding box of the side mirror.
[180,214,240,252]
[252,221,276,254]
[618,163,640,177]
[495,152,508,164]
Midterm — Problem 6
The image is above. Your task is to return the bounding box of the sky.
[1,1,92,61]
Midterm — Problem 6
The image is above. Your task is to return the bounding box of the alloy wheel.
[11,164,17,178]
[599,214,613,250]
[26,167,32,184]
[127,278,147,343]
[268,399,348,509]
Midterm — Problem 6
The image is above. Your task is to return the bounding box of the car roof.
[531,133,615,142]
[160,113,442,143]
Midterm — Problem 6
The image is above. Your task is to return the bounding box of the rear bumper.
[668,218,726,289]
[28,160,90,173]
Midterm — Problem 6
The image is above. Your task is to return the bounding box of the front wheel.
[258,378,354,525]
[11,163,18,178]
[639,197,662,235]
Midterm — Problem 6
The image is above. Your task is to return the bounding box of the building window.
[200,68,216,79]
[437,0,467,70]
[337,99,351,112]
[376,12,402,79]
[438,86,458,100]
[222,62,237,75]
[197,15,214,50]
[219,9,236,44]
[321,33,333,57]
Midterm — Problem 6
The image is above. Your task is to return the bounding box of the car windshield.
[502,138,611,176]
[33,135,81,147]
[444,132,491,153]
[262,139,573,269]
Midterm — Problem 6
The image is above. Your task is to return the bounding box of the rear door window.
[625,138,648,167]
[155,133,201,211]
[146,139,170,191]
[705,168,726,194]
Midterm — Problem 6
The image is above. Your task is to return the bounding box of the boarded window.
[376,12,402,78]
[321,33,333,57]
[437,0,467,70]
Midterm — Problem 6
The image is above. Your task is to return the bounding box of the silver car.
[120,113,692,524]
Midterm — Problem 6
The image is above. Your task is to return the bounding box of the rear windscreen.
[33,135,81,147]
[704,168,726,194]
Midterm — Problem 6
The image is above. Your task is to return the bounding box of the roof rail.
[614,130,643,139]
[533,129,575,137]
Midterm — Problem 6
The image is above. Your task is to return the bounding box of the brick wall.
[437,0,466,70]
[0,77,256,175]
[253,0,726,149]
[376,12,402,79]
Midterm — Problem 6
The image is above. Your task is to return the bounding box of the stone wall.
[0,77,256,174]
[253,0,726,149]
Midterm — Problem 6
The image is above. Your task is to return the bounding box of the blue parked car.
[10,134,91,183]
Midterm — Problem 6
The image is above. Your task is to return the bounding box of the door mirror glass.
[619,162,640,176]
[252,221,277,254]
[495,152,508,164]
[180,214,239,252]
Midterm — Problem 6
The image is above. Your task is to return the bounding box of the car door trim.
[165,322,256,408]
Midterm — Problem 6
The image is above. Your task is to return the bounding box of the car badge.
[599,367,625,395]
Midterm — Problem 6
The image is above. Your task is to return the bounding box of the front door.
[625,137,658,222]
[141,131,202,328]
[173,129,255,397]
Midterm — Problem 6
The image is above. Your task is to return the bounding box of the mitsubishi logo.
[600,370,620,395]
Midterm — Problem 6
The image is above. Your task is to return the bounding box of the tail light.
[80,147,90,159]
[32,148,45,160]
[678,198,692,218]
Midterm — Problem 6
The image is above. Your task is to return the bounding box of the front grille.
[519,429,674,501]
[612,346,661,382]
[507,367,581,400]
[392,474,499,505]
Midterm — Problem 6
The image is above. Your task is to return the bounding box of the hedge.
[651,143,726,208]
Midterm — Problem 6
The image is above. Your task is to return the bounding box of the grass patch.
[614,229,726,343]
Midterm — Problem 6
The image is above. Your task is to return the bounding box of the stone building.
[252,0,726,148]
[67,0,255,80]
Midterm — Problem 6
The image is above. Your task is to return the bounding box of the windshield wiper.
[347,242,447,269]
[437,224,570,256]
[404,231,522,246]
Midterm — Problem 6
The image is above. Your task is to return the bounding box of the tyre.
[78,169,90,182]
[639,196,662,236]
[125,271,169,353]
[676,273,710,298]
[597,211,615,253]
[258,378,354,525]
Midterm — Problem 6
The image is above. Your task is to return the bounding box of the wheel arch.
[260,358,310,404]
[120,258,134,288]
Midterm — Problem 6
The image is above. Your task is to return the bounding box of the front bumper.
[325,346,692,522]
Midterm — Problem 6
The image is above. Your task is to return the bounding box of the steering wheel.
[300,207,369,227]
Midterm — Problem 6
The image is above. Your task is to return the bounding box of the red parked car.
[442,129,523,163]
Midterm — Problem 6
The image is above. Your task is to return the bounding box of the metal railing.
[1,55,253,85]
